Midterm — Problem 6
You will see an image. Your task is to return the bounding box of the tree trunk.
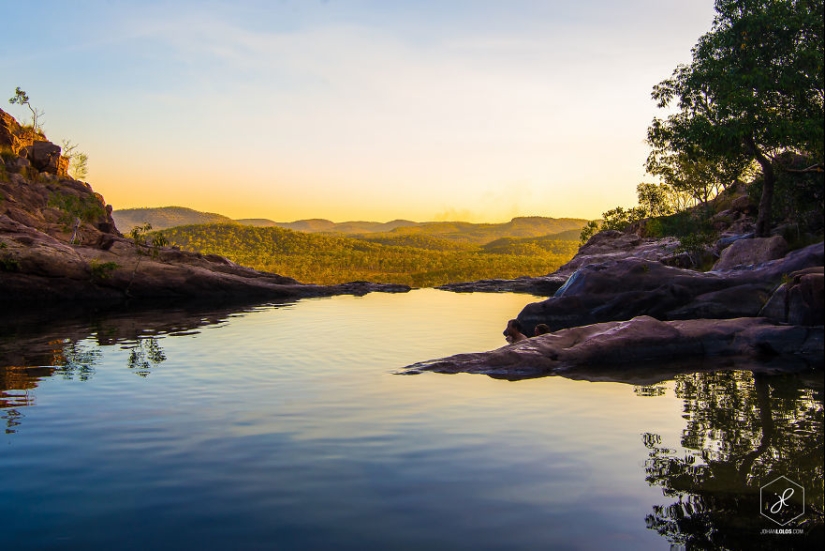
[747,138,775,237]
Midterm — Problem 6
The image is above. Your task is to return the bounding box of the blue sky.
[2,0,717,222]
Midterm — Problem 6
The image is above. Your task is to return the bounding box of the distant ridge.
[236,218,419,233]
[112,207,588,241]
[113,206,234,232]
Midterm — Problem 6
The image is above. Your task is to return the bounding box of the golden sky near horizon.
[2,1,716,223]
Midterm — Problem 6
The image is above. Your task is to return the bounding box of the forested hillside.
[113,207,234,232]
[159,223,579,286]
[115,207,587,238]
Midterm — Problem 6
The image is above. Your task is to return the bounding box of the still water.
[1,290,822,550]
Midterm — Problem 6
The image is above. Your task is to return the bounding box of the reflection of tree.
[125,337,166,377]
[642,371,824,548]
[53,340,101,381]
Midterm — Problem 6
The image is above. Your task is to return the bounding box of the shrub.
[89,260,119,281]
[47,192,105,225]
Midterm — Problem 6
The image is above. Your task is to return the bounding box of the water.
[1,290,822,550]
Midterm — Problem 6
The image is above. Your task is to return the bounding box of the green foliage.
[599,206,646,232]
[0,254,19,272]
[579,221,599,244]
[647,0,824,236]
[636,183,677,218]
[747,154,825,238]
[47,191,105,225]
[644,211,711,240]
[129,223,153,252]
[8,87,45,132]
[60,140,89,180]
[89,260,119,281]
[114,207,235,232]
[150,232,169,259]
[158,223,579,287]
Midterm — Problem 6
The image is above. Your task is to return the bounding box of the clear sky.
[2,0,716,223]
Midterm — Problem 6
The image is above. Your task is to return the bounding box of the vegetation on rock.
[585,0,824,248]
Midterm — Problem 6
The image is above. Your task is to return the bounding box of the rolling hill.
[157,223,581,287]
[113,206,235,232]
[114,207,588,241]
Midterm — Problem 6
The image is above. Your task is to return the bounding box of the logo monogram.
[760,476,805,526]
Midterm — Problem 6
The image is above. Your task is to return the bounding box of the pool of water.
[1,289,822,549]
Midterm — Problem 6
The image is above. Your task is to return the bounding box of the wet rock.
[437,275,567,295]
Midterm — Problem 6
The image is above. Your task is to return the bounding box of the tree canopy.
[647,0,824,236]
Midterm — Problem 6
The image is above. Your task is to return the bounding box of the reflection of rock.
[401,316,823,380]
[0,299,292,415]
[0,299,293,368]
[437,275,567,295]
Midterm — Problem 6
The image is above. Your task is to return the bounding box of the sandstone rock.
[0,108,36,154]
[437,275,567,295]
[713,235,788,271]
[516,243,823,335]
[25,140,67,175]
[760,267,824,326]
[556,231,679,277]
[401,316,823,380]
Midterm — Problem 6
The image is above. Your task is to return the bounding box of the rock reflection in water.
[0,299,294,429]
[641,371,824,548]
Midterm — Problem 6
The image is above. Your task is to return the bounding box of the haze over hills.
[113,207,234,232]
[237,218,419,233]
[113,206,589,242]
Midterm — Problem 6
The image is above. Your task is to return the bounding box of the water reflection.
[0,299,293,425]
[125,337,166,377]
[641,371,824,548]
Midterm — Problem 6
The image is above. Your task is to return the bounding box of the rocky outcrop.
[760,267,824,326]
[438,231,682,295]
[24,141,68,176]
[402,316,823,381]
[1,109,409,302]
[514,242,823,334]
[712,235,788,271]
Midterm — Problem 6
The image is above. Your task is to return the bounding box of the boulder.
[517,243,824,335]
[0,108,36,154]
[555,231,679,277]
[25,140,68,175]
[712,235,788,271]
[760,267,824,326]
[401,316,823,380]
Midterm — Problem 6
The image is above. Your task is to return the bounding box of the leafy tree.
[60,140,89,180]
[7,87,45,132]
[636,182,676,218]
[579,220,600,244]
[648,0,824,237]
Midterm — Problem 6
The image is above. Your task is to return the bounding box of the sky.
[2,0,717,223]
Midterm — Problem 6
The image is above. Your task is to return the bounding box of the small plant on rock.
[89,259,119,281]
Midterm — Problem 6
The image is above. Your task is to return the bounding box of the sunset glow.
[2,0,716,222]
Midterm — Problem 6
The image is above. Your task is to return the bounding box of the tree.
[61,140,89,180]
[647,0,824,237]
[7,87,45,133]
